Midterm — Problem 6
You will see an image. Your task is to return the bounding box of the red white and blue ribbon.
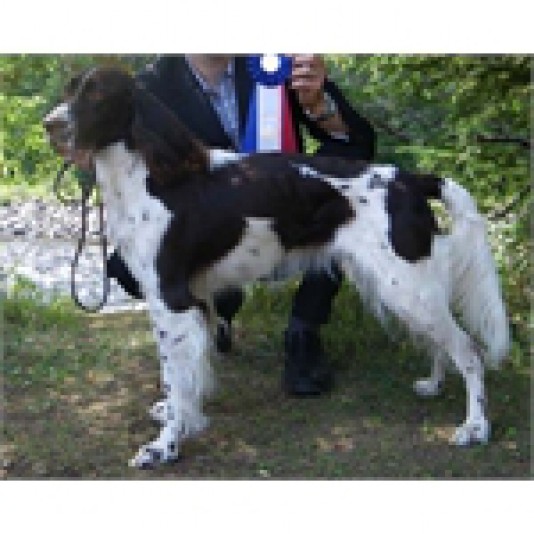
[240,54,298,154]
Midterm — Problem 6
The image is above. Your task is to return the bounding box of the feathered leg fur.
[130,300,213,468]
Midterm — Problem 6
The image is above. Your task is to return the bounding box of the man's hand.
[289,54,348,137]
[290,54,327,114]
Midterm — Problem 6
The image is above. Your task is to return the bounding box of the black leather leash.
[53,161,110,312]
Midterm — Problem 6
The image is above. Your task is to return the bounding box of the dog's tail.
[440,178,510,368]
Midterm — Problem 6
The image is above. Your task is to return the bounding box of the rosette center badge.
[261,54,281,74]
[247,54,292,87]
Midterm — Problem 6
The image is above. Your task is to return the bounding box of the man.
[105,54,376,396]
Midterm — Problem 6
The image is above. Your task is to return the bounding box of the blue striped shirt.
[186,58,240,148]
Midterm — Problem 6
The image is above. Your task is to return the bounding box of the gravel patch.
[0,198,101,241]
[1,199,145,313]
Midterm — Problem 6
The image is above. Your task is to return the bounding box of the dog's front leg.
[148,296,217,425]
[130,300,213,468]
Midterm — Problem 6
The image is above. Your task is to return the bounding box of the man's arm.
[289,55,376,161]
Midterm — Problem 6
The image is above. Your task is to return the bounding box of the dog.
[43,67,510,468]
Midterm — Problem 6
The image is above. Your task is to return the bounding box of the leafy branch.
[476,134,531,150]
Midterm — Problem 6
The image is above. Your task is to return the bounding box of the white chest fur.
[94,142,172,298]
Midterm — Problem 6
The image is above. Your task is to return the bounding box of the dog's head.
[44,67,136,160]
[44,66,208,183]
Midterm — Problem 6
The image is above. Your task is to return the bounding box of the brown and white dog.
[44,67,509,468]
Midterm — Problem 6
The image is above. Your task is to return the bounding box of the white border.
[0,481,532,532]
[1,1,533,53]
[1,1,531,529]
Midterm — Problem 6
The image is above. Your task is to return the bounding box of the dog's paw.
[129,439,180,469]
[148,399,167,425]
[413,378,442,397]
[452,418,490,446]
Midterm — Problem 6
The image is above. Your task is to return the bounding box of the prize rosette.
[246,54,293,87]
[240,54,297,153]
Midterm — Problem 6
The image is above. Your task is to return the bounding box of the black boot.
[215,323,232,353]
[283,320,333,396]
[214,288,244,354]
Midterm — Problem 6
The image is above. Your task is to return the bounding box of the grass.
[1,281,531,479]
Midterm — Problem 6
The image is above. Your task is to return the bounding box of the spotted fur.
[43,67,510,468]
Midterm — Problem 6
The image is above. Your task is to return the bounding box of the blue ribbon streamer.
[241,88,258,152]
[240,55,293,152]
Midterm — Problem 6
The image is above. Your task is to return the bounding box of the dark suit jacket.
[137,55,375,161]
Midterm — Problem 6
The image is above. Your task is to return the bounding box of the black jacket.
[137,55,375,161]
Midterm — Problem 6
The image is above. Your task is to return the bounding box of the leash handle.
[70,189,110,313]
[53,161,110,312]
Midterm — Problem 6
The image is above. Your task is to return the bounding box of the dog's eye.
[82,78,97,93]
[81,79,104,101]
[64,74,83,98]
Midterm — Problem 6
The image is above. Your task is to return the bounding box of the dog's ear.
[131,82,208,186]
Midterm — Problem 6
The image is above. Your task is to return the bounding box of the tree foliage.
[328,55,529,200]
[1,55,152,185]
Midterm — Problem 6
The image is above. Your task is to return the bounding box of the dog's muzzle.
[43,103,75,157]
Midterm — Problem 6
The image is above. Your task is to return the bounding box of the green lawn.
[1,282,531,479]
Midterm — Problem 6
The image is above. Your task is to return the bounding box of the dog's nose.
[43,116,59,134]
[43,103,70,132]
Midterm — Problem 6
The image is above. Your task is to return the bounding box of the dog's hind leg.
[388,285,490,445]
[394,288,489,445]
[395,298,489,445]
[413,351,446,397]
[439,323,489,446]
[338,247,489,446]
[130,301,213,468]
